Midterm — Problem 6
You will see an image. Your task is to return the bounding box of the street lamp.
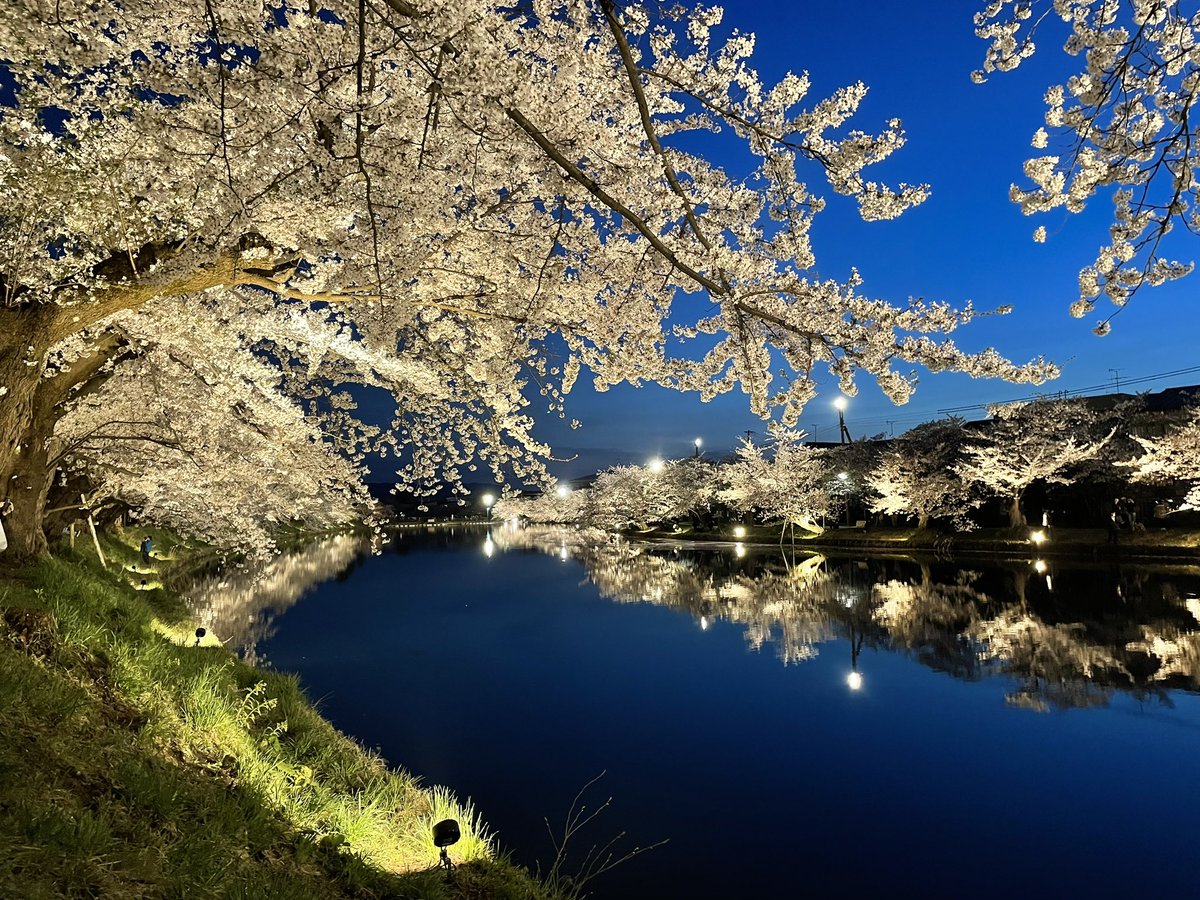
[556,484,571,498]
[693,437,703,458]
[481,492,495,520]
[648,457,664,473]
[834,397,851,444]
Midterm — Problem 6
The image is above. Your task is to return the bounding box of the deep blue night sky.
[534,2,1200,478]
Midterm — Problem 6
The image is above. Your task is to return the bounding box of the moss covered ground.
[0,531,551,899]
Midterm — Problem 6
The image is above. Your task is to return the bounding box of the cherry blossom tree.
[867,417,981,529]
[493,486,586,525]
[974,0,1199,332]
[717,432,835,536]
[1120,404,1200,509]
[583,458,713,530]
[0,0,1060,556]
[53,338,373,552]
[956,398,1112,527]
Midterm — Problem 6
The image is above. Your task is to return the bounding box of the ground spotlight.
[433,818,460,876]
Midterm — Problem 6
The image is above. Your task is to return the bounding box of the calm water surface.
[192,527,1200,898]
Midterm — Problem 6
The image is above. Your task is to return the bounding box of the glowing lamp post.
[834,397,851,444]
[693,437,703,458]
[481,492,495,520]
[648,457,665,473]
[556,484,571,498]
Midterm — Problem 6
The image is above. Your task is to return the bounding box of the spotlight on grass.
[733,525,746,539]
[433,818,460,876]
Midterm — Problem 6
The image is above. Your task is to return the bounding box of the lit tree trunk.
[0,307,57,559]
[1008,492,1025,528]
[917,512,930,530]
[1,313,126,559]
[5,421,54,559]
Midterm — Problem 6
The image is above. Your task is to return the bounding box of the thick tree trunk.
[5,436,53,559]
[2,308,127,559]
[0,307,56,559]
[1008,493,1025,528]
[917,512,930,530]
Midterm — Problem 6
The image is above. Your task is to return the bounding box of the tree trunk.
[1,309,127,559]
[1008,493,1025,528]
[917,512,930,530]
[0,307,56,559]
[5,437,53,559]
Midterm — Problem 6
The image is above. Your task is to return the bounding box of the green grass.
[0,536,552,899]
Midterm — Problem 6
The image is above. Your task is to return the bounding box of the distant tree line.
[495,396,1200,534]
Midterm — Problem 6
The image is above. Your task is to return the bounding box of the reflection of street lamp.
[846,620,865,690]
[482,534,495,557]
[481,492,496,520]
[834,397,851,444]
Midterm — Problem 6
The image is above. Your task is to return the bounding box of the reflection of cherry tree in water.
[871,563,993,681]
[184,534,368,665]
[970,610,1129,711]
[1125,584,1200,689]
[495,527,1200,709]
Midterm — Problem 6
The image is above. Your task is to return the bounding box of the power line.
[937,364,1200,415]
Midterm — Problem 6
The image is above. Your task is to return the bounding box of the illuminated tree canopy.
[0,0,1058,555]
[975,0,1200,332]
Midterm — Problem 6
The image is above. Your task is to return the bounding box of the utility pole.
[1109,368,1123,393]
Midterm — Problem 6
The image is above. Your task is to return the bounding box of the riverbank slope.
[0,531,550,899]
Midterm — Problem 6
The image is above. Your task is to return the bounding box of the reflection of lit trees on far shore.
[184,534,367,665]
[970,612,1130,711]
[494,526,1200,709]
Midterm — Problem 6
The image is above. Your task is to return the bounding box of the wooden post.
[69,522,76,550]
[81,493,106,569]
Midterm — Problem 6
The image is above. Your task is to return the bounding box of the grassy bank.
[0,531,549,899]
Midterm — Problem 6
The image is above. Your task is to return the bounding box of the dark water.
[198,526,1200,898]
